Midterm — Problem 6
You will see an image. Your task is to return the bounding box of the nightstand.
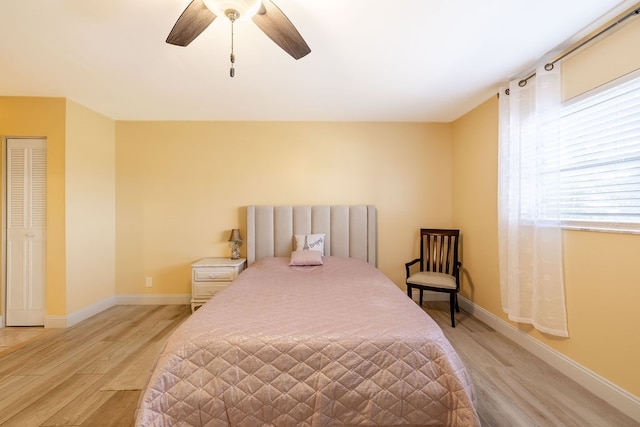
[191,257,246,312]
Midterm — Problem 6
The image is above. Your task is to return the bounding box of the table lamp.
[228,229,242,260]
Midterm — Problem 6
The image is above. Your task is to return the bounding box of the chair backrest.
[420,228,460,275]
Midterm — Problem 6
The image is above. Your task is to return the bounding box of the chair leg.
[419,289,424,306]
[449,293,456,327]
[455,293,460,312]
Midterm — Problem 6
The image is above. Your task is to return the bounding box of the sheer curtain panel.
[498,63,569,337]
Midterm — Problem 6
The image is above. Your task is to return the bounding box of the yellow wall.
[65,100,116,312]
[115,121,453,295]
[0,97,67,316]
[452,17,640,397]
[451,97,501,312]
[563,15,640,100]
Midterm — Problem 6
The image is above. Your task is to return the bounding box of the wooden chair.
[405,229,461,327]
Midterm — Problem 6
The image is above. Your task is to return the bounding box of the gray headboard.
[246,205,377,266]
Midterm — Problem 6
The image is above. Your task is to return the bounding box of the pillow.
[289,250,324,266]
[294,234,325,253]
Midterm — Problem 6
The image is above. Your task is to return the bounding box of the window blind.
[544,69,640,230]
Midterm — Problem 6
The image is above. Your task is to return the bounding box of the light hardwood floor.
[423,301,638,427]
[0,305,190,427]
[0,303,636,426]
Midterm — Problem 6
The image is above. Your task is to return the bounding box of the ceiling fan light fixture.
[166,0,311,61]
[202,0,262,22]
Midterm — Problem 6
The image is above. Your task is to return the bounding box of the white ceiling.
[0,0,634,122]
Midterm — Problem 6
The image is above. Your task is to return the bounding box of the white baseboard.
[44,296,117,329]
[44,315,68,329]
[67,297,116,328]
[458,296,640,423]
[115,294,190,305]
[37,294,189,329]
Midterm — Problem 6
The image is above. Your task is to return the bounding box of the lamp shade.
[228,229,243,243]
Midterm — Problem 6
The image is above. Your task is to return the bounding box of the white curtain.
[498,62,569,337]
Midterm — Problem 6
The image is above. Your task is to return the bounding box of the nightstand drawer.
[193,282,229,299]
[191,257,246,312]
[193,267,236,282]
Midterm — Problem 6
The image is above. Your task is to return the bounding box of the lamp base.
[230,242,241,260]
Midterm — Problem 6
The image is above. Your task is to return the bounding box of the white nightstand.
[191,257,246,312]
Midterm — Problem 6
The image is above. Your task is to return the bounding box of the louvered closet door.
[6,138,47,326]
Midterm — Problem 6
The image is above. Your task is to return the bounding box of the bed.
[136,205,480,426]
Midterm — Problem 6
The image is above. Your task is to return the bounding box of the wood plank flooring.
[423,301,638,427]
[0,305,190,427]
[0,303,637,426]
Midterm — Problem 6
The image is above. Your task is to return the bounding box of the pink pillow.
[289,250,324,266]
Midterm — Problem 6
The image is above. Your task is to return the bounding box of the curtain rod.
[515,5,640,89]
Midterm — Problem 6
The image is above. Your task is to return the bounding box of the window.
[541,69,640,232]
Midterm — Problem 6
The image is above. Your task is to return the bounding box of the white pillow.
[294,234,325,253]
[289,250,324,266]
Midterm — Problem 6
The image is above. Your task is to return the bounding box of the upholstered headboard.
[246,205,377,266]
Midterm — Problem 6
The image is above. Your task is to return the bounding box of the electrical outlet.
[145,277,153,288]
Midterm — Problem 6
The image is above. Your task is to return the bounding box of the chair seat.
[407,271,457,290]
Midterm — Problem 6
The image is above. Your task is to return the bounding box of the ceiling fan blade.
[252,1,311,60]
[166,0,217,47]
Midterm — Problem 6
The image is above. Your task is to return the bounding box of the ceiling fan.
[166,0,311,75]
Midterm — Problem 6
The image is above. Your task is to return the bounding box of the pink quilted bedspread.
[136,256,480,426]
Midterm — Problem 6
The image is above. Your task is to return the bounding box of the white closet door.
[6,138,47,326]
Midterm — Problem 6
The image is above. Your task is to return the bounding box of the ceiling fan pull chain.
[229,12,236,78]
